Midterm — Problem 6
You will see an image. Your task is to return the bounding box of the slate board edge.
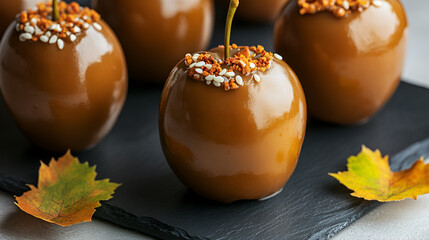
[310,136,429,240]
[2,136,429,240]
[0,176,206,240]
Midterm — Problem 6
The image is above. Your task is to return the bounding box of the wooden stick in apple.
[224,0,239,60]
[52,0,59,21]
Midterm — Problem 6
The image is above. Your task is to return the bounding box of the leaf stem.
[224,0,239,60]
[52,0,59,21]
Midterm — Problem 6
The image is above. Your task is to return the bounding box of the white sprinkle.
[73,26,81,33]
[57,39,64,50]
[56,25,62,32]
[70,34,77,42]
[49,35,58,44]
[189,63,196,68]
[39,35,49,43]
[205,75,215,81]
[193,74,200,79]
[214,76,224,83]
[206,80,211,85]
[83,15,89,20]
[35,26,43,35]
[204,64,212,70]
[24,25,35,34]
[249,62,256,69]
[253,74,261,83]
[19,33,32,42]
[15,23,20,32]
[195,61,205,68]
[225,71,235,77]
[213,82,221,87]
[185,53,192,58]
[49,23,57,30]
[195,68,203,74]
[219,69,227,76]
[236,75,244,86]
[372,0,382,7]
[93,22,102,31]
[192,54,199,62]
[25,22,30,27]
[343,0,350,10]
[83,23,90,29]
[274,53,283,60]
[30,18,37,25]
[66,31,71,36]
[45,31,52,37]
[239,60,246,67]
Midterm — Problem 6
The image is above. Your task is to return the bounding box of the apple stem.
[52,0,59,21]
[224,0,239,60]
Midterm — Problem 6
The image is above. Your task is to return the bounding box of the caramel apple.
[0,0,40,37]
[0,1,127,152]
[159,0,306,203]
[92,0,214,84]
[274,0,408,124]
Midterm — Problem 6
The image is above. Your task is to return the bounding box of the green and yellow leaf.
[15,151,120,226]
[330,146,429,202]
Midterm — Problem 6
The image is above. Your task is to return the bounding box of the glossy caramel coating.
[0,0,40,38]
[159,47,306,203]
[274,0,408,124]
[93,0,214,84]
[0,20,128,152]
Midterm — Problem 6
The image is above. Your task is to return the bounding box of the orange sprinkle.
[224,81,230,91]
[298,0,372,18]
[19,12,28,23]
[230,82,239,90]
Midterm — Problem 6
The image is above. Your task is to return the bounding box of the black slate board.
[1,1,429,240]
[2,82,429,240]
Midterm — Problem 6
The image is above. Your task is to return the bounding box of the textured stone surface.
[1,82,429,240]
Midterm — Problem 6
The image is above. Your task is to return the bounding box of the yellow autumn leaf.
[330,146,429,202]
[15,151,120,226]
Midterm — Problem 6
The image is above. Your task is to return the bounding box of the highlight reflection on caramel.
[159,47,307,203]
[274,0,408,124]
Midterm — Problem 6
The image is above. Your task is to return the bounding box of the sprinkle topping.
[298,0,376,18]
[185,44,281,91]
[16,2,102,50]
